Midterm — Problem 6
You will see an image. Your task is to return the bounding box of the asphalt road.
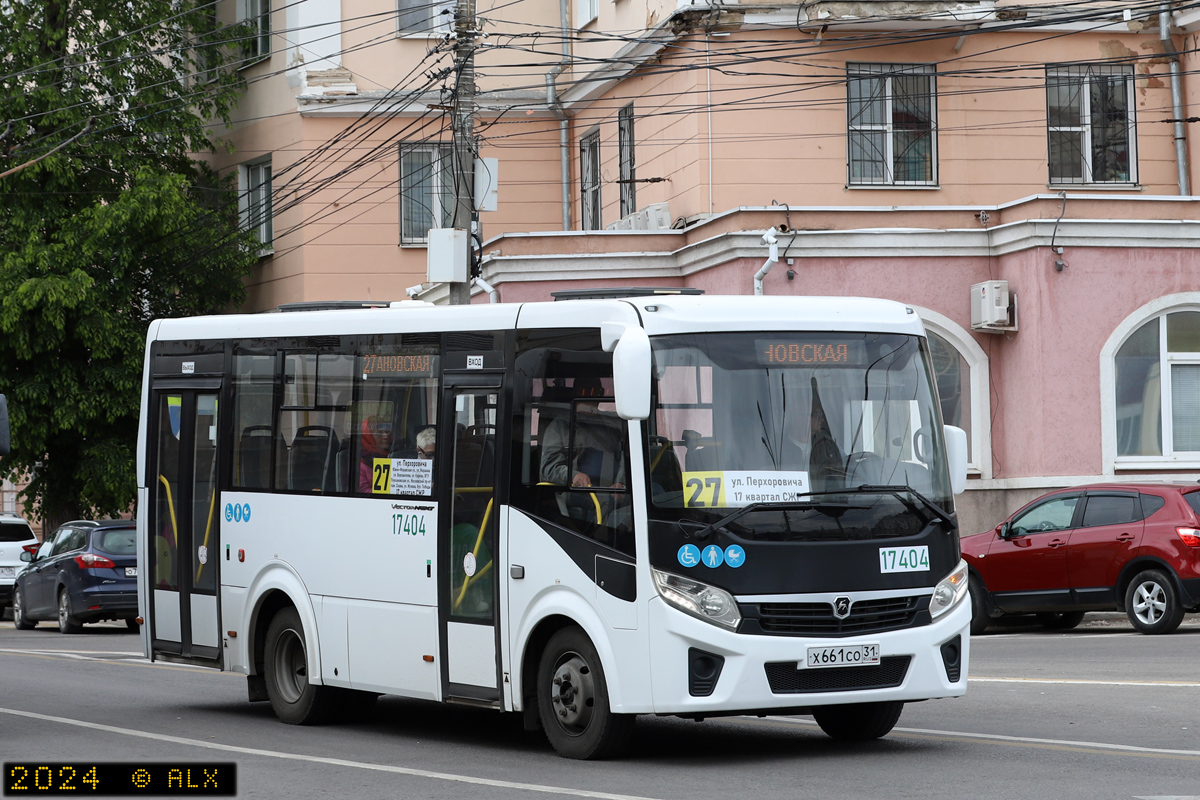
[1,613,1198,800]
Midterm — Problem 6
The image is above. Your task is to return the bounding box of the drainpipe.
[473,275,499,303]
[546,0,571,229]
[1161,1,1190,195]
[753,228,779,296]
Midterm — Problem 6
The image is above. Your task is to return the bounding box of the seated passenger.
[414,425,436,460]
[358,416,393,492]
[540,377,625,490]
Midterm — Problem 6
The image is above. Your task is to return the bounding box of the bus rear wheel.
[813,701,904,741]
[264,607,336,725]
[536,627,634,759]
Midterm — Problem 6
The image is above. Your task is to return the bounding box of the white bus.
[136,292,971,759]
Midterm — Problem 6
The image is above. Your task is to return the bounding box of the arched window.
[912,307,991,479]
[1105,297,1200,467]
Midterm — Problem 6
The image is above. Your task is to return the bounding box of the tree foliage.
[0,0,261,526]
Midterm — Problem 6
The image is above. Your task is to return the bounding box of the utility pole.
[448,0,477,305]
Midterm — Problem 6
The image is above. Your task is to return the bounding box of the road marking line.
[970,677,1200,688]
[0,707,664,800]
[0,648,222,673]
[764,717,1200,760]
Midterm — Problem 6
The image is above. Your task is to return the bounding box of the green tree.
[0,0,261,528]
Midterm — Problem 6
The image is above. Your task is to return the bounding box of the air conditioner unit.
[607,217,632,231]
[643,202,671,230]
[970,280,1016,333]
[628,210,651,230]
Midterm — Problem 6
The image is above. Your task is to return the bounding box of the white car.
[0,513,39,619]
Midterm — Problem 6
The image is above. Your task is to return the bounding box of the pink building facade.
[208,0,1200,531]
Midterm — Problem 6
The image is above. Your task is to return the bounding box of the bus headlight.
[652,568,742,630]
[929,559,969,620]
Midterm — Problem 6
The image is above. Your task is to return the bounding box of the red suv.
[964,483,1200,635]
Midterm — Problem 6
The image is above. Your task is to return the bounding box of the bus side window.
[274,352,354,494]
[232,354,275,490]
[513,331,633,557]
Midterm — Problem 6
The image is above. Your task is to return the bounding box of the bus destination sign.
[756,339,867,367]
[360,353,437,378]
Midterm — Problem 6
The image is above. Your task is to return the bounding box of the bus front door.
[149,389,222,664]
[439,376,503,702]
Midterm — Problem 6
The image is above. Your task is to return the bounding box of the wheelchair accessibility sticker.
[677,544,701,568]
[225,502,252,523]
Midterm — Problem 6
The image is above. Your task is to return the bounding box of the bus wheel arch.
[534,624,635,759]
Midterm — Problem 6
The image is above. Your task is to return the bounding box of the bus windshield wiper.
[691,495,860,542]
[849,485,953,527]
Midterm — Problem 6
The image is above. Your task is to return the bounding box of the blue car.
[13,520,139,633]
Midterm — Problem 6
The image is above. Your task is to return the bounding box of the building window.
[618,104,636,218]
[914,308,991,478]
[240,158,273,252]
[1114,309,1200,459]
[399,143,453,245]
[398,0,453,35]
[576,0,598,26]
[580,130,601,230]
[847,63,936,186]
[242,0,270,61]
[1047,64,1136,185]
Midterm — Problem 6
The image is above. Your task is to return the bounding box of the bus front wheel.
[263,608,336,725]
[812,701,904,741]
[536,627,634,759]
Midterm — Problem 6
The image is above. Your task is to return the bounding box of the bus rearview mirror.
[944,424,967,496]
[613,327,651,421]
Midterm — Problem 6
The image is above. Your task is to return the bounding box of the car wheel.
[1124,570,1185,635]
[126,618,141,633]
[57,589,82,634]
[1036,611,1086,630]
[12,587,36,630]
[968,576,990,636]
[812,701,905,741]
[537,626,634,759]
[263,607,336,724]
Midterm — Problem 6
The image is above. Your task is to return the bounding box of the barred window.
[399,143,453,245]
[580,131,601,230]
[847,63,936,186]
[618,104,636,218]
[1047,64,1136,185]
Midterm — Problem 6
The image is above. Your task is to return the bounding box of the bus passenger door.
[439,376,503,702]
[149,388,222,664]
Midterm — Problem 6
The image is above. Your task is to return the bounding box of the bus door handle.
[510,565,525,579]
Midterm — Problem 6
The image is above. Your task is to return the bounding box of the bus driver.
[539,377,625,491]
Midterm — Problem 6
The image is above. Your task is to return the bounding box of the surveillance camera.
[405,284,425,298]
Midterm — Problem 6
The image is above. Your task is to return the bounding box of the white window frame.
[912,306,991,479]
[397,0,454,37]
[239,0,270,63]
[1102,294,1200,472]
[239,158,273,256]
[576,0,598,27]
[847,63,937,187]
[399,143,454,246]
[1047,64,1137,186]
[580,130,601,231]
[618,104,636,219]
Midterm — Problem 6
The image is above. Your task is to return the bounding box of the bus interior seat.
[238,425,273,489]
[289,425,339,492]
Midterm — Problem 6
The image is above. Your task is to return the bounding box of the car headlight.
[652,568,742,630]
[929,559,969,620]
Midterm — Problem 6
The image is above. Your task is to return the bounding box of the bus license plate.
[803,643,880,669]
[125,567,137,577]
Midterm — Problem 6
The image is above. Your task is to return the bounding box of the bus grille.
[764,656,912,694]
[756,596,925,636]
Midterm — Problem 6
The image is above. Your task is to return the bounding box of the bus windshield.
[647,331,953,539]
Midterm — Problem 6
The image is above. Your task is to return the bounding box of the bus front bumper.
[645,593,970,715]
